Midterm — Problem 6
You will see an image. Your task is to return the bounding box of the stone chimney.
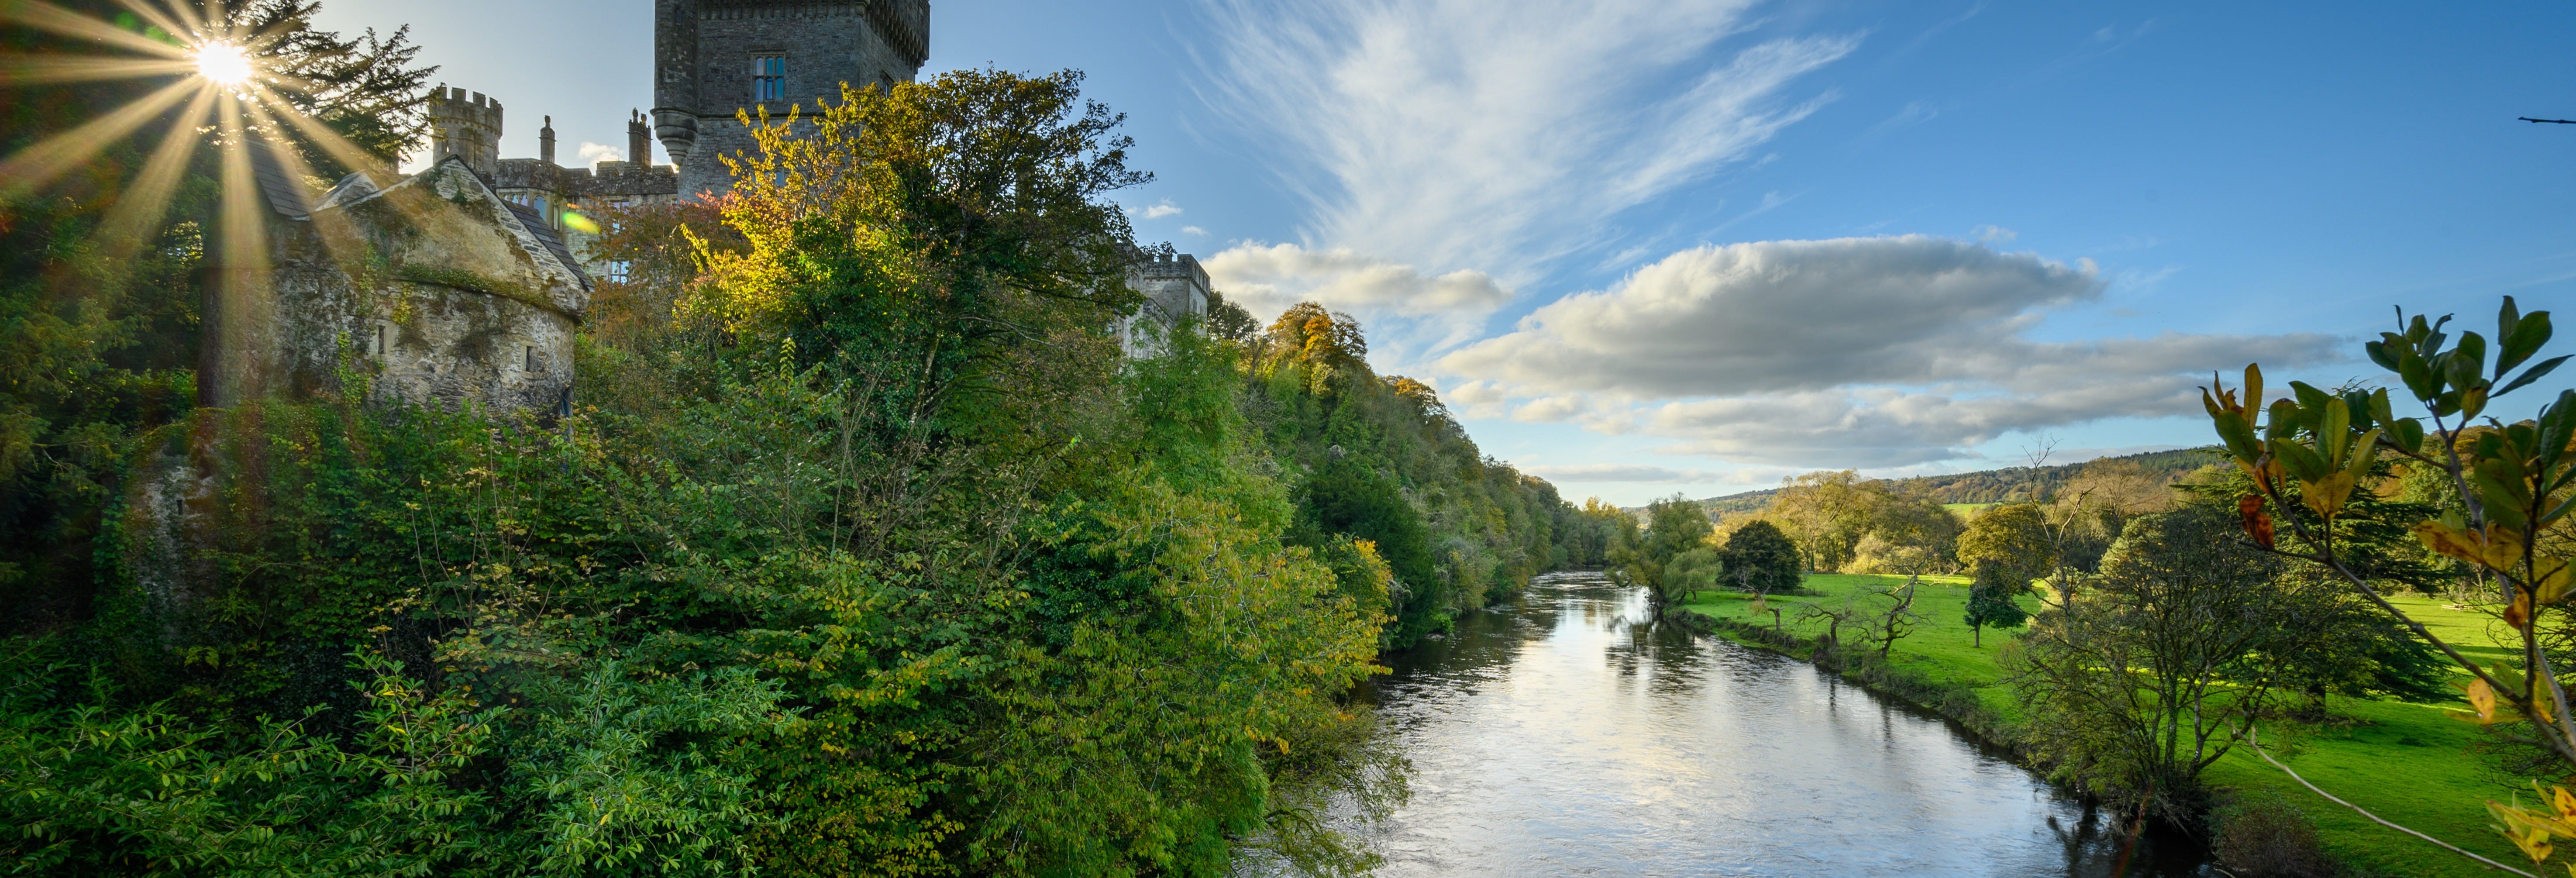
[628,109,652,167]
[539,115,556,165]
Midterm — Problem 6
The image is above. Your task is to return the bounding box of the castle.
[221,0,1209,416]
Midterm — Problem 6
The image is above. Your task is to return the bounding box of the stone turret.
[651,0,930,196]
[427,86,503,177]
[651,0,700,167]
[539,115,556,165]
[627,109,653,167]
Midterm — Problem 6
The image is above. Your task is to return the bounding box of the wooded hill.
[1696,446,2220,516]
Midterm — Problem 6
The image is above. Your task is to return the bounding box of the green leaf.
[2266,399,2300,444]
[2213,410,2263,463]
[2542,494,2574,528]
[2496,354,2569,398]
[2398,348,2440,401]
[2272,437,2329,482]
[2476,458,2533,531]
[2500,307,2550,375]
[2368,336,2403,372]
[2342,428,2384,489]
[2447,332,2490,394]
[2419,313,2453,358]
[2391,418,2425,453]
[2535,389,2576,472]
[2321,397,2352,462]
[2291,381,2333,420]
[2479,458,2534,505]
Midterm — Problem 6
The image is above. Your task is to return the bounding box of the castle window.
[372,324,387,355]
[525,346,540,372]
[753,55,786,102]
[606,260,632,284]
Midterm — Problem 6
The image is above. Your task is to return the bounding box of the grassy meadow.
[1680,574,2539,877]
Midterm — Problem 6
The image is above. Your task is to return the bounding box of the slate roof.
[502,200,590,289]
[246,135,312,218]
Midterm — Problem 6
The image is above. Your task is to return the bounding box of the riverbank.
[1675,573,2541,877]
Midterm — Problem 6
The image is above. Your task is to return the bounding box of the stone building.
[651,0,930,196]
[430,86,685,288]
[1116,252,1213,357]
[220,143,591,415]
[211,0,1225,420]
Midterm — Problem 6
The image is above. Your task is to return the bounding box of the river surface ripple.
[1351,571,2206,877]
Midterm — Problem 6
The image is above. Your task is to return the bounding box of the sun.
[194,42,252,86]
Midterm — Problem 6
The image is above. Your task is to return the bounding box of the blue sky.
[317,0,2576,504]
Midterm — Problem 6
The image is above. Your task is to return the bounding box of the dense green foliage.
[0,53,1584,874]
[1245,303,1585,646]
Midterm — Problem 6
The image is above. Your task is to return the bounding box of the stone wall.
[241,160,588,414]
[655,0,930,196]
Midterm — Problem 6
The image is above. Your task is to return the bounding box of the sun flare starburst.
[2,0,417,331]
[194,41,251,86]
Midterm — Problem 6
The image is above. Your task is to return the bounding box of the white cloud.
[1974,224,2017,244]
[577,142,622,165]
[1139,199,1184,219]
[1204,242,1513,320]
[1198,0,1858,303]
[1437,237,2346,467]
[1521,463,1786,485]
[1442,236,2110,396]
[1181,225,1209,237]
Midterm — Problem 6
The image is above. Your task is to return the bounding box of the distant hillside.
[1692,446,2221,516]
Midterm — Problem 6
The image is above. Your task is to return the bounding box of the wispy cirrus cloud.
[1195,0,1860,329]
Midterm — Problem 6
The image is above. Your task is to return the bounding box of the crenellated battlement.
[427,86,505,126]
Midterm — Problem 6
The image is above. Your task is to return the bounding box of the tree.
[1203,289,1261,342]
[2005,504,2303,820]
[1767,470,1878,572]
[1718,519,1802,595]
[1561,497,1629,568]
[1957,502,2057,596]
[1618,495,1712,607]
[1963,568,2029,647]
[2045,458,2180,574]
[1867,576,1927,657]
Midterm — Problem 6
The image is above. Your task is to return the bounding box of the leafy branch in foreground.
[2204,295,2574,870]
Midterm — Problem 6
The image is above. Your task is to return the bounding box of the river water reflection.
[1353,572,2206,877]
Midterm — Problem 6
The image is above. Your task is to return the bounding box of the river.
[1346,571,2208,877]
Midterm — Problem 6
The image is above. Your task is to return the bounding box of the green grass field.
[1940,502,1997,516]
[1679,574,2539,877]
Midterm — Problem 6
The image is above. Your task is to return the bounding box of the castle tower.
[427,86,503,176]
[539,115,556,165]
[651,0,929,196]
[628,110,653,167]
